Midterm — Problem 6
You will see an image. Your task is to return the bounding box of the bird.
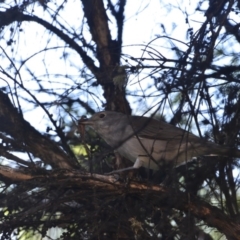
[79,111,240,173]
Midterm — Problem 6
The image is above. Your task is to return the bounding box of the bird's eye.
[99,113,105,118]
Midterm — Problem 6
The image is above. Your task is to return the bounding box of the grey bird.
[79,111,240,172]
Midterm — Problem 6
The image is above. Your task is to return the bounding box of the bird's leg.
[114,151,123,169]
[104,166,139,187]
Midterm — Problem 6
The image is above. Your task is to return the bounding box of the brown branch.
[81,0,114,68]
[81,0,131,113]
[0,91,77,169]
[0,167,239,239]
[70,173,240,240]
[0,165,34,181]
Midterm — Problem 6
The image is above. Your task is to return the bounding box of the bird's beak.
[78,116,93,126]
[78,116,93,141]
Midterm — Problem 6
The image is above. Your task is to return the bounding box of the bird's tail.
[197,142,240,159]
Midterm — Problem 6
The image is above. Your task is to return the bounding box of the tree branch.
[0,7,99,77]
[0,91,77,169]
[0,168,239,239]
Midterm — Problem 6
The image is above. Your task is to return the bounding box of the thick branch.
[81,0,115,67]
[0,167,239,239]
[0,165,34,181]
[0,91,77,169]
[81,0,131,113]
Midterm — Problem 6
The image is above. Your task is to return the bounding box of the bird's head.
[79,111,127,138]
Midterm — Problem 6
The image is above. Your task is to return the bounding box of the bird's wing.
[127,116,239,160]
[129,116,200,142]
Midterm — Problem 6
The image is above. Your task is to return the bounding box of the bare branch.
[0,91,77,169]
[0,7,99,77]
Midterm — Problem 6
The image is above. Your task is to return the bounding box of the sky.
[0,0,210,129]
